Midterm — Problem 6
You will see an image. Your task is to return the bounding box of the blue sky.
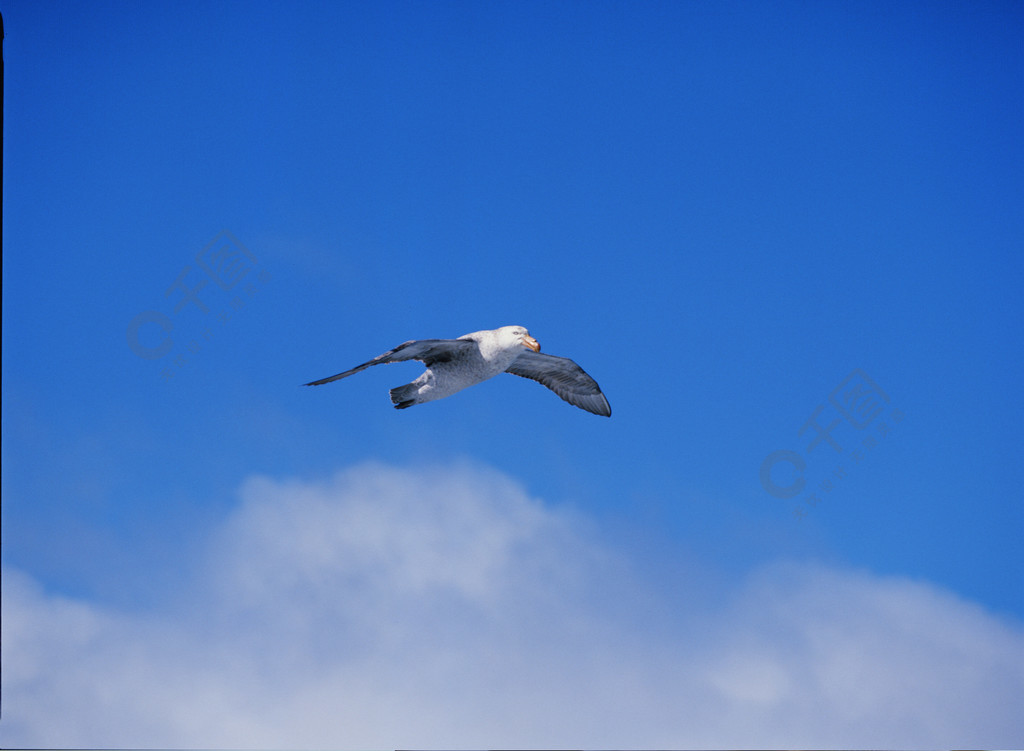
[2,1,1023,746]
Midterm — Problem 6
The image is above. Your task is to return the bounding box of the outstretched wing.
[304,338,476,386]
[505,350,612,417]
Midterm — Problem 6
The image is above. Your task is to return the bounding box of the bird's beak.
[522,335,541,352]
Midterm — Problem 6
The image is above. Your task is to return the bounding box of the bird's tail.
[389,383,418,410]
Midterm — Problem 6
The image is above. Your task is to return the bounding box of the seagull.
[305,325,611,416]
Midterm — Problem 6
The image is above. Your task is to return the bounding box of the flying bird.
[305,325,611,417]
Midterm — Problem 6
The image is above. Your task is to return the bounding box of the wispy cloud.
[3,461,1022,748]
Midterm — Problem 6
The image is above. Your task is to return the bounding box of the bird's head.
[503,325,541,352]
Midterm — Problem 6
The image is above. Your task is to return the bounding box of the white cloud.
[2,461,1022,748]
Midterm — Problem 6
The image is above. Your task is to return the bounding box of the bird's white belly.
[415,358,504,403]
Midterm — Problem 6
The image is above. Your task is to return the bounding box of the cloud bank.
[3,461,1022,747]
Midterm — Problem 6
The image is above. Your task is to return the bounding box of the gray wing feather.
[505,350,612,417]
[304,339,475,386]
